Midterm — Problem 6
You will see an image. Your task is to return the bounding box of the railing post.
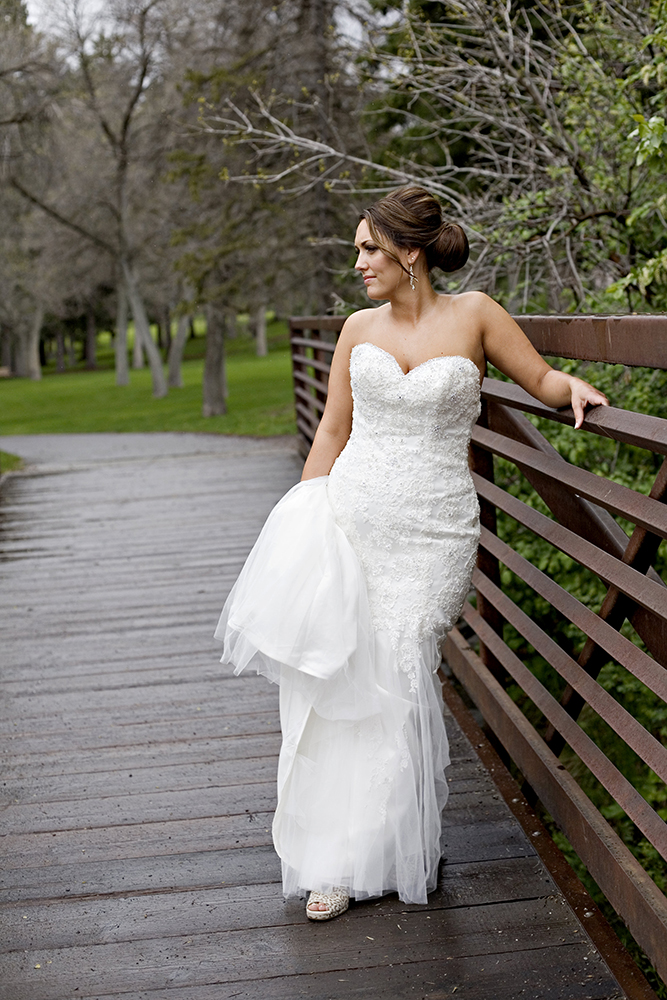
[469,397,505,683]
[310,325,329,419]
[289,319,313,455]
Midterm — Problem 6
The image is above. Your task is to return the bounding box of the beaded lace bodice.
[327,342,481,685]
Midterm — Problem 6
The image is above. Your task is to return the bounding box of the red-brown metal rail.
[289,313,667,985]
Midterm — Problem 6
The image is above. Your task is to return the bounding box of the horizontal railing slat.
[444,625,667,986]
[473,473,667,621]
[291,353,332,375]
[288,315,667,366]
[294,385,326,415]
[289,317,345,332]
[293,369,328,395]
[482,378,667,455]
[462,598,667,860]
[290,335,337,354]
[295,401,319,431]
[296,416,315,439]
[478,526,667,703]
[514,315,667,369]
[472,425,667,539]
[472,567,667,785]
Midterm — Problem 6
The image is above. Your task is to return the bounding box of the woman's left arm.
[476,293,609,429]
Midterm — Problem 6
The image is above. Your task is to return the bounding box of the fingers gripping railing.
[289,314,667,983]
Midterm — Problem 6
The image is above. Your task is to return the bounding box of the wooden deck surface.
[0,437,627,1000]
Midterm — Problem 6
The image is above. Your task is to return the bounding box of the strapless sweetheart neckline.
[353,341,480,378]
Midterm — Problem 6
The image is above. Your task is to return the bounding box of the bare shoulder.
[449,290,498,315]
[338,306,385,348]
[329,308,377,372]
[447,291,515,339]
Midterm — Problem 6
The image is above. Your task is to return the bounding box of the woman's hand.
[569,376,610,429]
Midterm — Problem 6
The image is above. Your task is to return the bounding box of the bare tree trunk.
[13,328,28,377]
[299,0,335,314]
[115,282,129,386]
[55,330,66,372]
[167,314,190,388]
[26,305,44,381]
[161,305,172,356]
[202,304,227,416]
[85,305,97,370]
[255,304,268,357]
[122,259,167,398]
[0,327,10,370]
[132,323,144,368]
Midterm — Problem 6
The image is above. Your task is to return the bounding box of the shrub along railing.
[289,314,667,986]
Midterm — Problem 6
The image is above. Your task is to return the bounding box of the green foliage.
[359,0,667,313]
[606,12,667,308]
[629,113,667,166]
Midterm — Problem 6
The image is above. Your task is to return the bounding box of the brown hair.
[360,186,469,273]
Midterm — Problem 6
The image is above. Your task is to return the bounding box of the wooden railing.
[289,314,667,985]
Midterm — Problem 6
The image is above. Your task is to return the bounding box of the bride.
[215,186,608,921]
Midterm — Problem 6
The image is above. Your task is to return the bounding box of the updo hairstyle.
[361,186,469,274]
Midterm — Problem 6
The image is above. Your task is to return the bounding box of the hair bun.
[427,222,469,273]
[362,187,469,274]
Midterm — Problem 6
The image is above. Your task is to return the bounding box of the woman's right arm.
[300,319,360,481]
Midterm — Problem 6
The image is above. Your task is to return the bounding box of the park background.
[2,0,667,993]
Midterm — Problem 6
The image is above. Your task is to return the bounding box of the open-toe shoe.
[306,887,349,921]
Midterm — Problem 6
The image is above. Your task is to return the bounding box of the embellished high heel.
[306,887,350,921]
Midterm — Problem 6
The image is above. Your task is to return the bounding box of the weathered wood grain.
[1,780,278,836]
[71,950,621,1000]
[0,709,281,757]
[4,733,282,777]
[1,812,277,869]
[0,440,627,1000]
[0,898,611,1000]
[1,857,556,951]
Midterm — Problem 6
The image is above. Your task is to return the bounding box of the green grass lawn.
[0,349,297,437]
[0,450,24,471]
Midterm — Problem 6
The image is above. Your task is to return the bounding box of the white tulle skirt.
[215,477,450,905]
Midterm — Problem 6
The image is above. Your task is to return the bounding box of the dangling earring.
[409,262,416,290]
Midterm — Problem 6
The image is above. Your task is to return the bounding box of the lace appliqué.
[328,343,481,692]
[396,723,410,773]
[364,719,412,822]
[364,715,392,821]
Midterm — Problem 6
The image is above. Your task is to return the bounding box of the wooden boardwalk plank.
[2,856,552,950]
[0,437,628,1000]
[0,898,604,1000]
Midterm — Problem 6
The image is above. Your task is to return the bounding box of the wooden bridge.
[0,310,666,999]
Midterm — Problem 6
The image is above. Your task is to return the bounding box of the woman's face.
[354,219,408,299]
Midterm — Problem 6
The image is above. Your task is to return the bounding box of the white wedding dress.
[215,341,481,904]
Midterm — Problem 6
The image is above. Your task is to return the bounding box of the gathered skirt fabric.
[215,476,451,905]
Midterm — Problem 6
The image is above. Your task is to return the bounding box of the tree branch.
[10,178,115,255]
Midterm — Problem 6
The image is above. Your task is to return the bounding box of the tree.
[197,0,667,314]
[0,0,58,377]
[6,0,200,395]
[606,10,667,310]
[166,0,375,412]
